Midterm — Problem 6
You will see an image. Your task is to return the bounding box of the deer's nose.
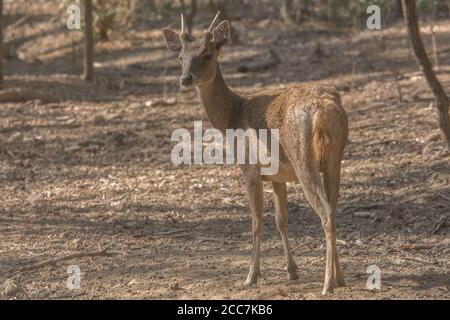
[180,74,193,87]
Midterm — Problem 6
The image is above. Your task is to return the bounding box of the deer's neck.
[195,64,243,132]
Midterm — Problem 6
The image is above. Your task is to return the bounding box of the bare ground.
[0,1,449,300]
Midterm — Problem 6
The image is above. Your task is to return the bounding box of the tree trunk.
[280,0,295,25]
[350,0,365,32]
[430,0,438,71]
[448,0,450,18]
[387,0,403,24]
[401,0,450,149]
[328,0,339,27]
[304,0,310,15]
[83,0,94,81]
[180,0,197,34]
[0,0,3,89]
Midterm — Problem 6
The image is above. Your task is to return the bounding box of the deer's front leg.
[242,170,263,288]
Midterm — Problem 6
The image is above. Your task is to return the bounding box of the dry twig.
[6,247,122,277]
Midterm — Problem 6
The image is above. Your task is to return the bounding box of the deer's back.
[237,85,347,138]
[234,85,348,171]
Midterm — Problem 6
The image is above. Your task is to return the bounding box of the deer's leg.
[322,156,346,288]
[293,162,336,295]
[243,171,263,288]
[298,169,336,294]
[272,181,298,281]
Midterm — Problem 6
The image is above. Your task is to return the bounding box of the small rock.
[145,97,177,107]
[144,100,155,107]
[163,97,177,106]
[410,75,423,82]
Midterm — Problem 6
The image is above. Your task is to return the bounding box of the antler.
[180,13,185,34]
[208,11,221,32]
[179,12,189,41]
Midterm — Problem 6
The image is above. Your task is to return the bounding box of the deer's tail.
[312,101,348,161]
[312,108,335,163]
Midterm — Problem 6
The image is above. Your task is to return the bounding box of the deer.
[162,12,349,295]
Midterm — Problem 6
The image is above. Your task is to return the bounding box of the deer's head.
[162,12,230,88]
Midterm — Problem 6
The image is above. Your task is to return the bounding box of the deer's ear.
[162,28,182,53]
[213,21,230,49]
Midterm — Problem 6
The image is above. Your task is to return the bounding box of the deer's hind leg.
[295,163,337,294]
[285,142,338,294]
[272,181,298,281]
[322,154,346,288]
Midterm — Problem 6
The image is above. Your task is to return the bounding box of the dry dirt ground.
[0,1,449,300]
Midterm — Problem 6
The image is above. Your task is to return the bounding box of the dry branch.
[429,216,447,234]
[280,0,296,26]
[83,0,94,81]
[402,0,450,149]
[48,291,86,300]
[8,247,121,276]
[0,0,3,88]
[437,192,450,202]
[430,0,439,70]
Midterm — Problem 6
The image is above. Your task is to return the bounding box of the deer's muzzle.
[180,74,194,87]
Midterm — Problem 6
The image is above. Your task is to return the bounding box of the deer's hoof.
[321,285,335,295]
[243,273,259,289]
[287,271,299,281]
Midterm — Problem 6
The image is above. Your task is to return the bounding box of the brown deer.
[162,13,348,295]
